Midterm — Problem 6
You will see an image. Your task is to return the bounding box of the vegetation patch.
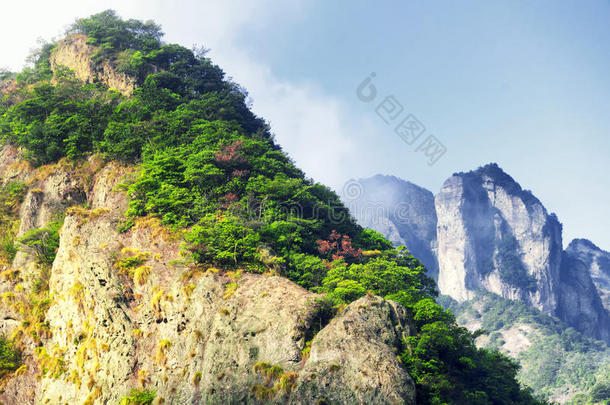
[17,218,63,266]
[0,337,22,376]
[119,388,156,405]
[250,361,298,400]
[0,182,26,267]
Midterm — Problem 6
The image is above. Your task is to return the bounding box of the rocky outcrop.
[50,34,136,96]
[565,239,610,312]
[557,239,610,342]
[435,164,563,313]
[292,296,416,404]
[0,146,416,404]
[347,164,610,343]
[342,175,438,279]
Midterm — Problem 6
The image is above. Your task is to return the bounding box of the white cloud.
[1,0,365,190]
[210,47,360,189]
[161,0,362,189]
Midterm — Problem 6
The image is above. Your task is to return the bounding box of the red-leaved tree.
[316,230,362,261]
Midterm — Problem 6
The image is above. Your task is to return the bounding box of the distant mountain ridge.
[342,164,610,344]
[343,165,610,402]
[342,175,438,278]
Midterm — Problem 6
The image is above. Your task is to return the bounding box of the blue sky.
[2,0,609,250]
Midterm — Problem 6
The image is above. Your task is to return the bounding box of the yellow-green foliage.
[134,216,182,243]
[0,182,26,267]
[180,265,206,282]
[277,372,298,392]
[69,281,84,299]
[253,361,284,383]
[249,385,275,401]
[0,268,20,281]
[14,364,27,376]
[138,369,148,386]
[119,388,156,405]
[151,288,165,313]
[301,340,312,361]
[82,386,102,405]
[253,361,271,374]
[251,361,297,399]
[114,248,151,275]
[155,339,171,365]
[132,329,143,339]
[223,282,237,300]
[257,247,283,275]
[362,250,382,257]
[67,206,110,225]
[182,283,195,298]
[34,345,66,378]
[133,266,152,286]
[8,281,53,350]
[193,371,202,385]
[223,270,241,299]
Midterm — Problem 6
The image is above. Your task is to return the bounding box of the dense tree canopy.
[0,10,546,404]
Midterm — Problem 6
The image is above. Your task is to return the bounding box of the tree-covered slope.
[441,293,610,404]
[0,10,546,404]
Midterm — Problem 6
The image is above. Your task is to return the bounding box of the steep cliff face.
[50,34,137,96]
[565,239,610,312]
[435,164,563,313]
[342,175,438,279]
[348,165,610,344]
[0,147,416,404]
[558,239,610,342]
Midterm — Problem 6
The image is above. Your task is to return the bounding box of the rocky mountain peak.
[436,163,563,312]
[347,164,610,344]
[50,34,137,96]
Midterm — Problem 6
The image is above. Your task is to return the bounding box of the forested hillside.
[0,10,546,404]
[442,293,610,404]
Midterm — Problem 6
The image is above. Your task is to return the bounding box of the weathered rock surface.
[565,239,610,312]
[435,163,563,313]
[342,175,438,279]
[50,34,137,96]
[0,147,417,404]
[347,165,610,343]
[558,240,610,342]
[292,295,416,405]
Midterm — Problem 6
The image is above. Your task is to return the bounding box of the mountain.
[0,10,543,405]
[435,164,563,314]
[563,239,610,313]
[341,175,438,279]
[346,165,610,403]
[442,293,610,404]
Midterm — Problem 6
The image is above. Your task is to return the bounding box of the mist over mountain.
[344,165,610,403]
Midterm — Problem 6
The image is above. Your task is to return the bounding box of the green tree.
[18,220,62,266]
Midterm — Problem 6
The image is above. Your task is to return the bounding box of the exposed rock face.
[0,146,416,404]
[50,34,137,96]
[347,165,610,343]
[293,296,416,404]
[342,175,438,279]
[565,239,610,312]
[558,239,610,342]
[435,164,563,313]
